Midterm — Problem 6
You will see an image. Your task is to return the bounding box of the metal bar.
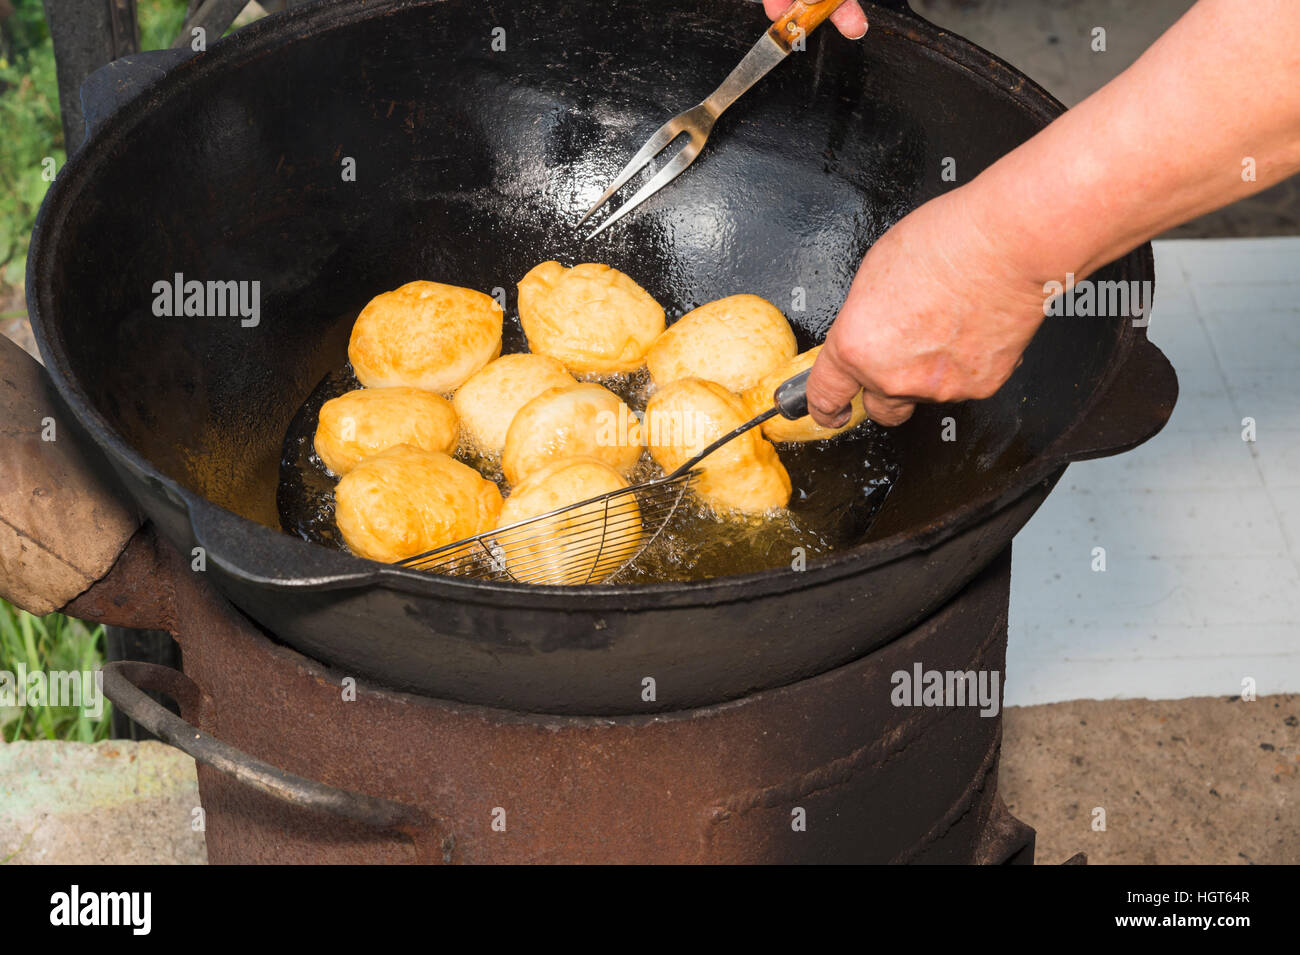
[173,0,248,49]
[101,661,436,834]
[107,0,139,56]
[105,627,181,741]
[42,0,140,153]
[665,407,779,479]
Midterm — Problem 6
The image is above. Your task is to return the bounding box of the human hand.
[807,0,1300,427]
[806,188,1049,427]
[761,0,869,40]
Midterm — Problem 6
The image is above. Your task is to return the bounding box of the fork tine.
[586,140,704,239]
[577,116,686,227]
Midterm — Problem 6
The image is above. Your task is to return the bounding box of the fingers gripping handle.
[768,1,851,51]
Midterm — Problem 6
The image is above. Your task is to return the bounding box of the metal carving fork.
[579,0,854,238]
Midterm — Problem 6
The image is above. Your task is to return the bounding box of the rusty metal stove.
[69,523,1035,865]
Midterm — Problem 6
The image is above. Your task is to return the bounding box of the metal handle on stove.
[100,661,455,863]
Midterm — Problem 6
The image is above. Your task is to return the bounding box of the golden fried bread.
[496,457,641,584]
[517,261,665,375]
[349,281,503,393]
[502,382,643,485]
[314,387,458,476]
[743,345,868,443]
[647,294,796,393]
[452,353,575,456]
[334,445,503,563]
[644,378,791,514]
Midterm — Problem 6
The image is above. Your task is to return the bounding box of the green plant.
[0,5,62,283]
[0,0,190,284]
[0,599,111,742]
[139,0,192,51]
[0,0,49,58]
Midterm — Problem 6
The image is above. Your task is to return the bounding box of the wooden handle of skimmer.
[767,0,853,52]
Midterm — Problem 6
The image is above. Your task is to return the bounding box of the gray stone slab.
[0,740,207,865]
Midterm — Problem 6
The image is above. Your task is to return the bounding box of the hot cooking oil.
[278,363,896,583]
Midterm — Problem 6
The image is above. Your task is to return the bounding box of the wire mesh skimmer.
[399,370,813,584]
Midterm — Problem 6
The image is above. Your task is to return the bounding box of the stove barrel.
[88,529,1032,864]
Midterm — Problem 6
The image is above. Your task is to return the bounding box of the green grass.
[139,0,193,51]
[0,2,61,286]
[0,599,111,742]
[0,0,190,287]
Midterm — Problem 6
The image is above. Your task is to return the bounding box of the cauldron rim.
[28,0,1156,614]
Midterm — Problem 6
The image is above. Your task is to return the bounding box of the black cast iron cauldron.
[27,0,1175,713]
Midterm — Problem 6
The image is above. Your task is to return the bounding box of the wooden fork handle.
[767,0,853,52]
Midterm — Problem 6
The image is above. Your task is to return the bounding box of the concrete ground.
[0,739,206,864]
[1001,694,1299,865]
[1007,238,1300,706]
[1,693,1293,864]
